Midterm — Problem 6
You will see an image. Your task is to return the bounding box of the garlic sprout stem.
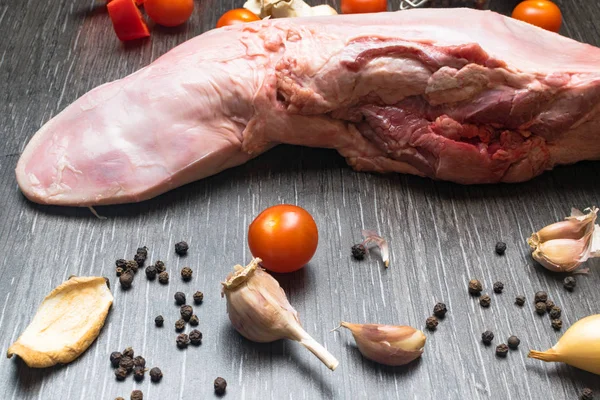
[528,349,562,362]
[297,333,339,371]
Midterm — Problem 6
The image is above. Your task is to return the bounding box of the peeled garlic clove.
[222,258,339,370]
[7,276,113,368]
[528,314,600,375]
[336,322,426,366]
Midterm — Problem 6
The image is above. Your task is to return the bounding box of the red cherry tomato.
[512,0,562,33]
[341,0,387,14]
[248,205,318,273]
[216,9,260,28]
[144,0,194,27]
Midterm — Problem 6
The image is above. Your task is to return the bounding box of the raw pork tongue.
[16,9,600,206]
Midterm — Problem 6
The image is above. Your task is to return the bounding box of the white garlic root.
[222,258,339,370]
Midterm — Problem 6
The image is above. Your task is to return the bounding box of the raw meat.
[15,9,600,206]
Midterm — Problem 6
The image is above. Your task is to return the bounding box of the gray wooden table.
[1,0,599,399]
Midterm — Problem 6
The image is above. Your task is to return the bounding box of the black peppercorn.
[119,356,134,372]
[176,333,190,348]
[116,397,125,400]
[549,306,562,320]
[149,367,163,382]
[493,281,504,294]
[515,296,525,306]
[136,246,148,258]
[507,336,520,349]
[433,302,447,318]
[110,351,123,368]
[535,302,547,315]
[145,265,157,280]
[545,299,555,312]
[468,279,483,295]
[134,253,146,268]
[155,260,166,273]
[351,244,366,260]
[479,294,491,308]
[133,366,145,381]
[564,276,576,291]
[481,331,494,345]
[175,319,186,332]
[534,291,548,303]
[116,259,127,269]
[115,367,128,380]
[581,388,593,400]
[495,241,507,255]
[189,329,202,345]
[122,347,134,359]
[116,267,124,277]
[189,314,199,326]
[193,291,204,305]
[133,356,146,368]
[174,292,186,305]
[425,316,438,331]
[181,267,193,281]
[496,343,509,357]
[175,241,189,255]
[125,260,139,274]
[180,305,193,321]
[155,315,164,327]
[551,319,563,330]
[214,377,227,395]
[158,271,169,284]
[119,272,134,289]
[130,390,143,400]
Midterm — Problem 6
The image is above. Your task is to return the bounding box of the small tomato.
[216,9,260,28]
[512,0,562,33]
[144,0,194,27]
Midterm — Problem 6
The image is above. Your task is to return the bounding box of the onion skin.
[528,314,600,375]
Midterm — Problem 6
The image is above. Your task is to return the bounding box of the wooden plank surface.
[1,0,600,399]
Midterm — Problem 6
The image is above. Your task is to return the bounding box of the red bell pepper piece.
[135,0,145,4]
[107,0,150,41]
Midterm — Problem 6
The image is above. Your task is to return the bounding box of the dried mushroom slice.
[7,276,113,368]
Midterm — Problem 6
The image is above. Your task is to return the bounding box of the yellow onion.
[528,314,600,375]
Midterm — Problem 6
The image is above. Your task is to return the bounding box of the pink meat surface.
[16,9,600,206]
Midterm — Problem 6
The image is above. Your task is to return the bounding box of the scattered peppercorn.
[110,351,123,368]
[145,265,157,280]
[351,244,366,260]
[507,336,520,349]
[581,388,593,400]
[214,377,227,395]
[175,241,189,255]
[189,314,199,326]
[130,390,143,400]
[133,366,145,381]
[133,356,146,368]
[119,272,134,289]
[549,306,562,320]
[193,291,204,305]
[433,302,447,318]
[175,319,186,332]
[125,260,139,274]
[481,331,494,345]
[479,294,491,308]
[123,347,134,359]
[116,397,125,400]
[535,302,547,315]
[534,291,548,303]
[149,367,163,382]
[515,296,525,306]
[468,279,483,296]
[134,253,146,268]
[564,276,577,291]
[155,315,164,327]
[116,259,127,269]
[155,260,166,273]
[545,299,555,312]
[493,281,504,294]
[136,246,148,258]
[189,329,202,345]
[181,267,193,281]
[174,292,186,305]
[495,241,507,255]
[180,305,193,321]
[496,343,509,357]
[425,316,438,331]
[115,367,128,380]
[158,271,169,284]
[116,267,124,277]
[551,319,563,330]
[119,356,134,372]
[176,333,190,348]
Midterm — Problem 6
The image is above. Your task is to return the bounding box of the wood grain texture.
[1,0,600,399]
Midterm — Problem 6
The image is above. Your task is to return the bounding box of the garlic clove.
[222,258,339,370]
[533,239,588,272]
[336,322,426,366]
[362,230,390,267]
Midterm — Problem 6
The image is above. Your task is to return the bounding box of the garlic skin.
[527,207,600,272]
[335,322,426,366]
[222,258,339,370]
[243,0,337,19]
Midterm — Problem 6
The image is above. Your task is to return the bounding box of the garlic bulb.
[527,207,600,272]
[222,258,339,370]
[334,322,426,366]
[243,0,337,19]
